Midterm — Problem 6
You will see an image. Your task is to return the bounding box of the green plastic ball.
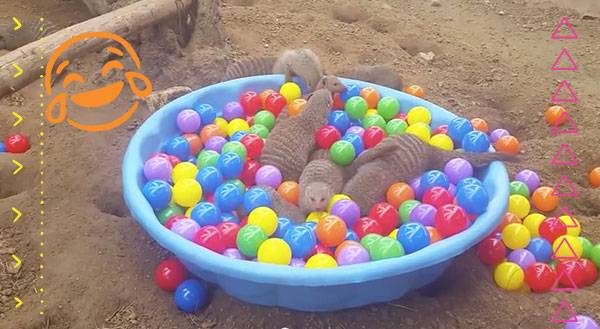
[249,124,269,138]
[222,141,247,161]
[579,237,593,259]
[548,260,557,270]
[254,111,276,130]
[236,224,268,257]
[377,96,400,120]
[226,179,246,193]
[369,237,405,260]
[510,181,530,197]
[329,140,356,166]
[344,96,368,119]
[386,119,408,136]
[399,200,420,223]
[360,233,383,251]
[157,203,185,224]
[590,243,600,268]
[362,114,386,129]
[197,150,219,168]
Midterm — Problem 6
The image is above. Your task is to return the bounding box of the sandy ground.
[1,0,599,328]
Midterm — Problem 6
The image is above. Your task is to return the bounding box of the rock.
[498,10,505,16]
[332,5,367,23]
[431,0,441,7]
[582,14,598,20]
[417,51,436,62]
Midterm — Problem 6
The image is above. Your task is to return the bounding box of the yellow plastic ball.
[429,134,454,151]
[501,223,531,250]
[279,82,302,104]
[306,211,326,223]
[552,235,583,259]
[172,162,199,184]
[405,122,431,143]
[406,106,432,125]
[257,238,292,265]
[523,213,545,237]
[508,194,531,219]
[305,253,338,269]
[185,207,193,218]
[559,215,581,237]
[248,207,278,236]
[227,118,250,137]
[494,262,524,291]
[172,178,202,208]
[327,194,351,212]
[388,228,398,239]
[365,109,379,117]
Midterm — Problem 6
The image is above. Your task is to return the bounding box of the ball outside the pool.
[564,316,600,329]
[538,216,567,243]
[155,258,187,292]
[174,279,207,313]
[477,237,506,266]
[329,140,356,166]
[515,169,540,192]
[589,167,600,188]
[461,130,490,153]
[279,82,302,104]
[489,128,509,144]
[257,238,292,265]
[376,96,400,120]
[531,186,559,212]
[447,117,473,145]
[494,262,524,291]
[501,223,531,250]
[526,237,552,262]
[0,142,5,152]
[545,105,567,126]
[4,133,30,153]
[552,235,583,259]
[470,118,489,133]
[495,135,520,155]
[345,96,368,119]
[524,262,556,292]
[510,181,530,198]
[404,85,425,98]
[507,249,536,270]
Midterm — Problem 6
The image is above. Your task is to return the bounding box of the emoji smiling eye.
[101,60,124,78]
[63,72,85,88]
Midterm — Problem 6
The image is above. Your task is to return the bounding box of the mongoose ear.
[305,92,315,101]
[315,76,327,90]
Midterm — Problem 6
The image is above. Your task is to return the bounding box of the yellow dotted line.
[38,17,45,316]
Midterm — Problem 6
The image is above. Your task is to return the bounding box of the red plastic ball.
[193,225,225,253]
[315,125,341,149]
[154,258,187,292]
[239,159,260,186]
[524,262,557,293]
[434,204,468,237]
[239,217,248,227]
[432,125,448,136]
[394,112,407,121]
[205,194,215,204]
[422,187,453,208]
[240,91,262,116]
[495,212,521,233]
[306,243,335,260]
[363,126,386,149]
[476,237,506,266]
[246,116,254,126]
[264,92,287,117]
[167,155,181,167]
[556,260,586,289]
[165,215,186,229]
[352,217,384,239]
[4,134,30,153]
[217,222,240,249]
[579,259,598,287]
[240,134,264,159]
[368,202,398,235]
[538,216,567,243]
[332,93,344,110]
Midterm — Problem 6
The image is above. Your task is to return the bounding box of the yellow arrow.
[12,63,23,78]
[14,297,23,308]
[12,255,21,269]
[12,112,23,127]
[12,207,22,223]
[12,159,23,175]
[12,17,22,31]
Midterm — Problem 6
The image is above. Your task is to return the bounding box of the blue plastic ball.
[345,229,359,241]
[397,222,430,254]
[216,152,243,178]
[456,181,489,215]
[328,110,351,134]
[448,117,474,145]
[456,177,484,191]
[283,225,317,258]
[214,182,244,212]
[275,217,293,238]
[174,279,207,313]
[187,156,196,164]
[462,130,490,153]
[190,202,222,226]
[230,131,248,142]
[221,212,240,223]
[349,118,362,127]
[340,83,360,102]
[0,142,5,152]
[243,187,272,213]
[142,180,172,210]
[526,237,552,262]
[342,133,364,156]
[303,221,317,232]
[164,136,190,160]
[196,166,223,194]
[196,104,216,125]
[420,170,450,191]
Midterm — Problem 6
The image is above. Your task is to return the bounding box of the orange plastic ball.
[288,98,307,117]
[495,135,520,155]
[315,215,347,247]
[277,181,300,205]
[471,118,489,133]
[531,186,559,212]
[496,212,522,232]
[183,133,203,156]
[386,182,415,208]
[404,85,425,98]
[590,167,600,188]
[200,124,226,143]
[360,87,380,109]
[545,105,567,126]
[426,226,442,244]
[260,89,276,108]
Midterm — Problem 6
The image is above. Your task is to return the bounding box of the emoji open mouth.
[70,81,125,108]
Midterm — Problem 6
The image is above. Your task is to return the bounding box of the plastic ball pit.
[123,75,509,312]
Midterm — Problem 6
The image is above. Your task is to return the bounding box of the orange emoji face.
[45,32,152,132]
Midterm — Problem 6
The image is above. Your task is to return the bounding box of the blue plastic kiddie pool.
[122,75,509,312]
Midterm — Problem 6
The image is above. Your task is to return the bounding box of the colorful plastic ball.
[358,87,379,109]
[256,238,292,265]
[336,242,370,266]
[432,124,448,136]
[275,181,298,205]
[502,223,531,250]
[397,222,429,254]
[194,225,225,253]
[362,114,386,130]
[374,96,399,120]
[215,152,242,179]
[470,118,489,133]
[447,117,473,145]
[155,258,187,292]
[508,249,536,270]
[279,82,302,103]
[339,134,363,157]
[477,237,507,266]
[495,135,520,155]
[327,110,351,134]
[164,136,190,160]
[362,126,385,149]
[368,202,399,235]
[507,194,531,220]
[539,216,567,243]
[588,166,600,188]
[316,215,347,247]
[489,128,509,144]
[329,140,356,166]
[189,202,221,226]
[201,136,224,154]
[360,233,383,250]
[353,217,384,239]
[425,226,441,243]
[524,262,556,293]
[249,124,269,138]
[239,91,261,116]
[214,182,243,212]
[217,221,240,249]
[509,181,530,198]
[346,126,365,138]
[388,229,398,239]
[286,258,304,267]
[143,180,172,210]
[171,218,201,240]
[223,248,244,259]
[429,134,454,151]
[242,187,271,213]
[177,109,202,133]
[144,155,173,181]
[527,237,552,262]
[304,253,337,269]
[288,98,306,116]
[248,207,278,236]
[225,118,249,137]
[303,221,318,232]
[409,203,436,227]
[158,203,185,224]
[404,85,424,98]
[259,89,275,106]
[422,187,453,208]
[421,170,450,191]
[221,141,246,160]
[435,204,468,237]
[443,158,473,185]
[195,166,223,194]
[580,259,598,286]
[238,134,263,159]
[283,225,317,258]
[239,159,259,186]
[196,150,219,169]
[345,96,368,119]
[315,125,341,149]
[339,83,360,102]
[531,186,559,212]
[495,212,521,233]
[494,262,525,291]
[236,224,268,258]
[553,235,583,259]
[194,103,215,124]
[172,178,202,208]
[165,215,185,229]
[199,127,222,146]
[4,134,30,153]
[254,165,282,188]
[214,117,228,134]
[369,237,405,260]
[171,162,197,184]
[274,217,293,238]
[560,215,581,237]
[545,105,567,126]
[174,279,207,313]
[384,119,407,136]
[399,199,420,223]
[329,199,360,227]
[306,211,325,223]
[405,122,431,142]
[461,130,490,153]
[456,180,489,215]
[406,106,431,125]
[254,110,276,131]
[579,237,592,259]
[0,142,4,152]
[182,134,202,156]
[556,260,586,288]
[564,315,600,329]
[386,182,415,209]
[264,92,287,117]
[515,169,540,192]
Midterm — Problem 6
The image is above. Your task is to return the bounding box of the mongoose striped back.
[0,17,58,50]
[222,56,277,81]
[336,65,404,90]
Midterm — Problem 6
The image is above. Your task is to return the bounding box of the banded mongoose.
[343,133,519,214]
[259,89,333,182]
[336,65,404,90]
[258,185,306,224]
[138,86,193,112]
[0,17,58,50]
[298,149,346,213]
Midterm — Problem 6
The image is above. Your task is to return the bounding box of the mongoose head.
[315,75,346,93]
[299,182,333,213]
[305,88,334,109]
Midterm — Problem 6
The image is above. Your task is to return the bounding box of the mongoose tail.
[259,185,306,224]
[430,148,521,170]
[222,57,277,81]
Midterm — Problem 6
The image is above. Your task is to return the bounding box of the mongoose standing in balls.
[298,149,346,213]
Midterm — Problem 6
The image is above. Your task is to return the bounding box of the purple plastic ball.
[346,126,365,138]
[336,243,370,266]
[410,176,424,199]
[330,199,361,227]
[564,316,599,329]
[507,249,536,270]
[290,258,306,267]
[444,158,474,185]
[515,169,540,192]
[171,218,200,240]
[489,128,510,144]
[448,183,457,196]
[409,203,437,226]
[204,136,227,153]
[176,109,202,133]
[255,165,282,188]
[223,248,244,259]
[143,156,173,181]
[223,101,244,121]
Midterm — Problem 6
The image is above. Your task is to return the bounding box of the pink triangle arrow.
[550,144,579,166]
[551,80,578,103]
[551,17,578,39]
[552,175,578,197]
[551,111,579,136]
[550,300,578,323]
